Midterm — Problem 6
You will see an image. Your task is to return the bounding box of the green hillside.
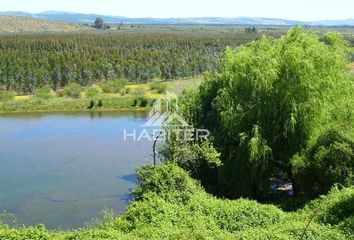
[0,16,87,33]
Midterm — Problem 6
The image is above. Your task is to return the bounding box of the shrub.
[132,98,137,107]
[0,90,14,102]
[139,97,149,107]
[120,87,131,96]
[132,97,149,107]
[34,86,52,99]
[60,83,82,99]
[85,85,102,98]
[101,79,127,93]
[301,186,354,235]
[132,163,202,201]
[98,99,103,108]
[56,89,64,97]
[150,82,167,94]
[293,129,354,197]
[88,100,95,109]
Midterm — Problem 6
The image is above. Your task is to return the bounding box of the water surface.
[0,111,151,229]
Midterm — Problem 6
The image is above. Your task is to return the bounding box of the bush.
[301,186,354,235]
[133,163,201,201]
[98,99,103,108]
[132,97,149,107]
[101,79,127,93]
[34,86,52,99]
[150,82,167,94]
[132,98,138,107]
[139,97,148,107]
[60,83,82,99]
[120,87,131,96]
[85,85,102,98]
[0,89,14,102]
[293,129,354,197]
[88,100,95,109]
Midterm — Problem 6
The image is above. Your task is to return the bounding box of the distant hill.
[0,16,87,33]
[1,11,354,26]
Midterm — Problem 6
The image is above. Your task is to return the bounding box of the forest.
[1,26,352,95]
[0,29,260,94]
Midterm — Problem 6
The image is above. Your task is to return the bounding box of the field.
[0,16,87,33]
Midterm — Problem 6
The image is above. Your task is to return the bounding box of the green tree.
[61,83,82,99]
[100,79,127,93]
[94,17,105,29]
[292,129,354,197]
[98,99,103,108]
[181,28,353,199]
[34,85,52,99]
[85,85,101,98]
[0,87,14,102]
[88,99,95,109]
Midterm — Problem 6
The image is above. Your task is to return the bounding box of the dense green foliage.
[176,27,354,199]
[85,85,102,98]
[293,129,354,197]
[0,163,353,239]
[58,83,82,98]
[0,87,14,101]
[34,85,53,99]
[0,31,259,94]
[100,79,127,94]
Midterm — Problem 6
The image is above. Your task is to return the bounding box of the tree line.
[0,31,260,94]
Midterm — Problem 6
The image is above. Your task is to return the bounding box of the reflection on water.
[0,111,151,230]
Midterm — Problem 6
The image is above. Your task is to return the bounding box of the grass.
[127,76,202,97]
[0,77,202,113]
[0,97,145,113]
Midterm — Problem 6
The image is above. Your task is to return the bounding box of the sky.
[0,0,353,21]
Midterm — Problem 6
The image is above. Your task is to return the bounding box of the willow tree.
[183,27,352,199]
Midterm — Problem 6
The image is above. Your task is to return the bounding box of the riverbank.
[0,96,153,113]
[0,77,202,114]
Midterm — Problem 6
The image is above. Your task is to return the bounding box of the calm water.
[0,111,152,229]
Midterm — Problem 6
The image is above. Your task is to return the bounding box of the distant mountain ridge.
[0,11,353,26]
